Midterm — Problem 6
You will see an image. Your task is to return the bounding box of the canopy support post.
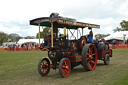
[64,27,66,36]
[82,28,83,36]
[77,29,78,39]
[38,24,40,47]
[67,29,68,39]
[51,23,53,47]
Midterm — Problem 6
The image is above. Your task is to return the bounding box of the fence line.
[109,44,128,49]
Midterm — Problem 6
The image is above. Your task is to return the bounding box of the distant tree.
[113,20,128,33]
[95,34,110,39]
[113,27,122,33]
[8,33,22,42]
[24,36,35,39]
[95,34,103,39]
[102,34,110,38]
[120,20,128,31]
[0,32,8,45]
[36,27,51,38]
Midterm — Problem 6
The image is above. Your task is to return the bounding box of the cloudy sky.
[0,0,128,37]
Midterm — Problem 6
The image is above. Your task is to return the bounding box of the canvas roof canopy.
[30,17,100,29]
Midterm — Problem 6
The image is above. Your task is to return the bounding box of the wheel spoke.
[64,70,67,74]
[44,61,46,64]
[62,69,67,74]
[91,60,95,64]
[87,53,90,56]
[90,46,93,53]
[62,65,66,69]
[43,69,46,73]
[87,57,90,61]
[87,62,91,68]
[41,69,44,72]
[89,48,91,53]
[41,62,44,65]
[91,53,95,56]
[91,62,94,68]
[45,64,48,67]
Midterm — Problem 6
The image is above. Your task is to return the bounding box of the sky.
[0,0,128,37]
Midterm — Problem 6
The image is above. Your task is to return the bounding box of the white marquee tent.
[17,39,44,45]
[104,31,128,41]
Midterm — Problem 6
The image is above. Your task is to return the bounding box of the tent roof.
[104,31,128,40]
[17,39,43,45]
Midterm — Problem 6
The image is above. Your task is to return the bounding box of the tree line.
[0,32,35,45]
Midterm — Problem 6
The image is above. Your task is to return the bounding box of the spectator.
[94,38,99,49]
[28,44,31,51]
[116,41,119,48]
[96,38,99,43]
[102,38,106,43]
[97,39,106,50]
[24,44,27,50]
[14,44,16,51]
[112,40,116,49]
[112,40,116,44]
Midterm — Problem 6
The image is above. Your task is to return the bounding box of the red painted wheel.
[38,58,50,76]
[59,58,71,78]
[80,36,87,49]
[82,44,97,71]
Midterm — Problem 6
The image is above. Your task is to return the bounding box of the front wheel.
[59,58,71,78]
[38,58,50,76]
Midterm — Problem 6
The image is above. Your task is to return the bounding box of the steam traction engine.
[30,13,112,78]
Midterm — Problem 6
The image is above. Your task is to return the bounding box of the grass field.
[0,49,128,85]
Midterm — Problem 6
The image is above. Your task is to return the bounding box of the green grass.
[0,49,128,85]
[112,74,128,85]
[109,49,128,85]
[0,51,47,85]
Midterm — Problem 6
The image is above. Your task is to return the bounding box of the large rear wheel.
[38,58,50,76]
[82,44,97,71]
[59,58,71,78]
